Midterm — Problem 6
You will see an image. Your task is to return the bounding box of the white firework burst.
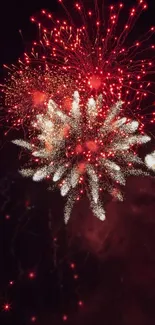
[13,91,151,223]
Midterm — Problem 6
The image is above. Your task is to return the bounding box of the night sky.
[1,0,155,324]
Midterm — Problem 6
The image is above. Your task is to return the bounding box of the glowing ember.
[3,303,11,312]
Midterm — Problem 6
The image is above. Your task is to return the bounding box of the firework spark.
[13,92,151,223]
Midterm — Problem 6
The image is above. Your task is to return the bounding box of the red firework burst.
[1,0,155,132]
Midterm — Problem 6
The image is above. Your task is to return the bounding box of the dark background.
[1,0,155,324]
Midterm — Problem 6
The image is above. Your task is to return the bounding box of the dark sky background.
[1,0,155,325]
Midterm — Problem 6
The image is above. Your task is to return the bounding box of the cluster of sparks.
[13,92,151,223]
[3,66,74,128]
[2,0,155,222]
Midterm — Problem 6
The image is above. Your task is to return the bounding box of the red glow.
[62,125,70,137]
[3,303,11,312]
[25,200,30,207]
[32,91,46,106]
[75,144,83,154]
[29,272,35,279]
[77,162,86,174]
[86,141,98,152]
[88,75,102,89]
[70,263,75,269]
[63,96,72,111]
[5,214,10,220]
[78,300,83,306]
[62,314,68,321]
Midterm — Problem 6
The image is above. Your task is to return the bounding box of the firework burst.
[1,0,155,223]
[13,92,151,223]
[1,0,155,130]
